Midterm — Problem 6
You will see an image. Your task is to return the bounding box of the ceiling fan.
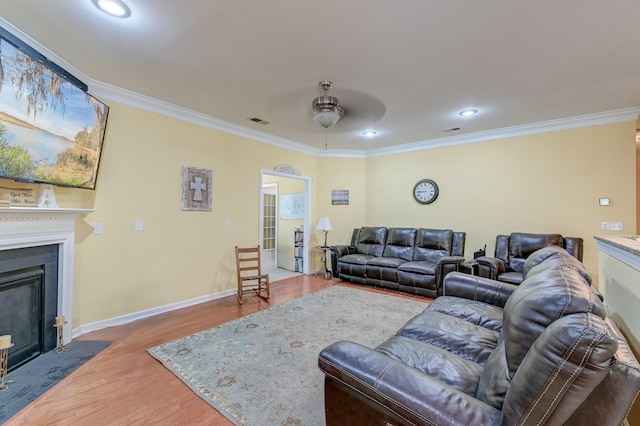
[311,81,345,129]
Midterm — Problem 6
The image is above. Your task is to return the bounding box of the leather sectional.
[318,246,640,425]
[329,227,466,298]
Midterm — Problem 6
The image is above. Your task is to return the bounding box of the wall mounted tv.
[0,27,109,190]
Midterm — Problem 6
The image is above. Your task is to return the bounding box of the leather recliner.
[318,246,640,425]
[475,232,583,284]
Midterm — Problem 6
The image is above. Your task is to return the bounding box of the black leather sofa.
[475,232,583,284]
[329,227,466,298]
[318,246,640,425]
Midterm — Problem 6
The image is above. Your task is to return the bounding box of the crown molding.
[366,107,640,158]
[2,16,638,159]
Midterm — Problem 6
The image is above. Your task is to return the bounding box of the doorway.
[259,169,311,276]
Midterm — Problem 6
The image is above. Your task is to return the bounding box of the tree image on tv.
[0,36,109,189]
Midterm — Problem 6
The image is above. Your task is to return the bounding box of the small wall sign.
[0,187,36,207]
[331,189,349,205]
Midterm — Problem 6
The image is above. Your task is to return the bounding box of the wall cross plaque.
[182,166,212,211]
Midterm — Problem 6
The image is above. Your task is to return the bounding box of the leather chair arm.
[329,245,356,275]
[319,341,501,426]
[475,256,506,280]
[442,271,517,307]
[435,255,466,295]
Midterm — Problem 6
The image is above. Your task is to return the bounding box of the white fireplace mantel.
[0,207,93,344]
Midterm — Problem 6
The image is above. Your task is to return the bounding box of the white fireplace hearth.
[0,207,92,344]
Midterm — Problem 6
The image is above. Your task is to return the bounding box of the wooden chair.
[235,245,270,304]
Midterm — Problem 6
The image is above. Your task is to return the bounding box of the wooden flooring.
[5,276,429,425]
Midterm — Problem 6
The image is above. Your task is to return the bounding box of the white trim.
[72,288,236,338]
[0,207,93,345]
[2,15,638,159]
[596,240,640,271]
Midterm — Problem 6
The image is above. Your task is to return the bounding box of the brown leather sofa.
[318,246,640,425]
[475,232,583,284]
[329,227,466,298]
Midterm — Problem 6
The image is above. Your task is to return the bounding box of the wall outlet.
[93,223,103,235]
[601,221,623,231]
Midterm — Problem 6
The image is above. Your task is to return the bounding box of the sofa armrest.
[329,245,356,275]
[475,256,507,280]
[442,271,517,307]
[435,255,466,294]
[319,341,501,426]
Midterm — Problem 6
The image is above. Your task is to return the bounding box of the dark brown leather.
[476,232,584,283]
[331,227,466,297]
[318,247,640,425]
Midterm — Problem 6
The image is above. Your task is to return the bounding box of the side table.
[314,246,332,279]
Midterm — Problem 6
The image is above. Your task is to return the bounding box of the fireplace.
[0,245,59,370]
[0,207,92,369]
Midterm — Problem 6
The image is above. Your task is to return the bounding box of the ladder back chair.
[235,245,270,304]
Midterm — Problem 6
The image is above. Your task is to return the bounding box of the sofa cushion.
[502,313,617,425]
[413,228,453,262]
[427,296,504,332]
[396,310,499,365]
[356,227,388,257]
[339,253,376,265]
[476,337,509,409]
[523,247,593,285]
[397,260,436,274]
[376,335,483,396]
[382,227,416,261]
[521,245,570,275]
[367,256,407,268]
[507,233,564,273]
[502,267,606,378]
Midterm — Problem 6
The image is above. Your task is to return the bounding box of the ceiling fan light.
[313,109,343,128]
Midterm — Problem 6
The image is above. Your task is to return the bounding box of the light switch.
[93,223,103,235]
[225,219,231,228]
[601,221,623,231]
[135,220,143,231]
[599,198,611,206]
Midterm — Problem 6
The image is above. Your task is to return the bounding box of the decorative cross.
[190,176,207,201]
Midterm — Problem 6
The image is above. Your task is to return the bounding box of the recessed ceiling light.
[362,131,377,137]
[459,109,478,117]
[92,0,131,18]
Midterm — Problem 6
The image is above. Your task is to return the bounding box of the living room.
[0,1,639,424]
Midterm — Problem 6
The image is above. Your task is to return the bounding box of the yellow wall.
[366,122,636,282]
[1,101,635,328]
[68,103,317,326]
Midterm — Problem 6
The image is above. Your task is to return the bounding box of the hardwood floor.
[5,276,429,425]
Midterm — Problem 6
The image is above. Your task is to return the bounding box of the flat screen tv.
[0,27,109,190]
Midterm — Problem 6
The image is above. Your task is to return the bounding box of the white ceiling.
[1,1,640,154]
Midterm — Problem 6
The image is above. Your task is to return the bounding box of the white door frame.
[259,169,311,275]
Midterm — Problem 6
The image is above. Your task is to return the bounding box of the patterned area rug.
[147,285,429,425]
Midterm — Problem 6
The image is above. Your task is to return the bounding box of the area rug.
[147,286,429,425]
[0,340,112,424]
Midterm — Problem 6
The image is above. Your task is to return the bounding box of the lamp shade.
[315,217,333,231]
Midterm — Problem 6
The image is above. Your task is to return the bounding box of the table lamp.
[315,217,333,248]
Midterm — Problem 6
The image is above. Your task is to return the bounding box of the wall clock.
[413,179,439,204]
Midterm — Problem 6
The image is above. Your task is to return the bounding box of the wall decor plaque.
[182,166,212,211]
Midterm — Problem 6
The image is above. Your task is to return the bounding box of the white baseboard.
[71,288,237,338]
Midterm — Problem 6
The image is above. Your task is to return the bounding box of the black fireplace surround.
[0,245,58,371]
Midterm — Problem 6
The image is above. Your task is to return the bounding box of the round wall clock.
[413,179,439,204]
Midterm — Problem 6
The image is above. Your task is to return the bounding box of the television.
[0,27,109,190]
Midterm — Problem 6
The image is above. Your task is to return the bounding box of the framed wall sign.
[331,189,349,205]
[182,166,212,211]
